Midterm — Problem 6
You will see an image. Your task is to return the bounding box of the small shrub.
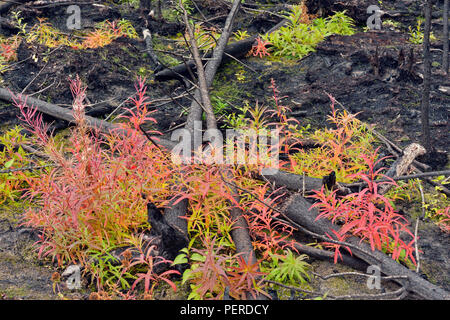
[289,99,376,182]
[13,76,175,266]
[262,5,355,59]
[310,149,417,266]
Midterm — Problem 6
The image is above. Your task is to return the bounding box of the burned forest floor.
[0,0,449,300]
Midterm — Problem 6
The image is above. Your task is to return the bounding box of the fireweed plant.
[10,76,426,299]
[0,16,139,76]
[289,98,376,182]
[7,15,138,54]
[0,126,45,205]
[12,77,179,297]
[309,151,417,266]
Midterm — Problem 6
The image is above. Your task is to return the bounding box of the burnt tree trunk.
[140,0,152,16]
[421,0,433,153]
[444,0,449,74]
[140,0,152,10]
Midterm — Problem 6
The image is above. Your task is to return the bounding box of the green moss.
[420,260,450,288]
[120,45,140,60]
[210,61,254,106]
[326,277,351,296]
[152,36,181,67]
[136,66,154,78]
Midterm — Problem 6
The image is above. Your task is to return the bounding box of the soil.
[0,0,448,299]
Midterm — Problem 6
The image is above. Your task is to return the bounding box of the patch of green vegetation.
[420,260,450,288]
[136,66,154,78]
[408,18,437,44]
[264,249,311,286]
[326,277,351,296]
[386,178,450,232]
[432,61,440,68]
[263,5,355,60]
[383,19,401,30]
[0,127,46,206]
[152,36,181,67]
[161,0,194,22]
[211,61,252,104]
[210,95,230,117]
[120,45,140,60]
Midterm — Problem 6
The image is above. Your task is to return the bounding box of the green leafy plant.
[262,5,355,59]
[87,245,135,293]
[176,237,268,300]
[385,177,450,232]
[211,96,229,116]
[266,249,311,286]
[289,99,376,182]
[11,11,27,36]
[223,105,249,129]
[179,237,232,299]
[0,126,43,205]
[233,30,250,41]
[408,18,437,44]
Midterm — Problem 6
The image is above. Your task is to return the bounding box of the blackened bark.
[140,0,152,12]
[421,0,433,152]
[443,0,449,74]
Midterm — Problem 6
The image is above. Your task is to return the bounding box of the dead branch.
[379,143,426,194]
[282,194,450,300]
[178,0,266,299]
[258,167,323,193]
[285,241,369,272]
[0,0,28,14]
[183,0,242,134]
[264,279,407,300]
[0,87,177,151]
[154,18,288,83]
[180,0,217,130]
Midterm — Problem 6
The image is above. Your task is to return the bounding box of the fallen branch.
[180,1,217,130]
[344,170,450,188]
[179,0,266,300]
[282,194,450,300]
[154,36,256,82]
[154,18,288,83]
[286,241,369,272]
[183,0,242,134]
[0,87,177,151]
[258,167,323,193]
[379,143,426,194]
[264,279,407,300]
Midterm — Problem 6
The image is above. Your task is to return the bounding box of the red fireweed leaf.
[251,37,271,58]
